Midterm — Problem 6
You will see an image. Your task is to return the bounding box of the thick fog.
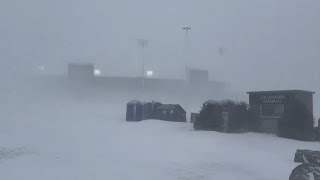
[0,0,320,114]
[1,1,320,179]
[1,0,319,89]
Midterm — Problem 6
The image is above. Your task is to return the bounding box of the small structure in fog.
[68,63,94,80]
[186,68,209,85]
[152,104,186,122]
[248,90,315,140]
[126,100,143,122]
[126,101,186,122]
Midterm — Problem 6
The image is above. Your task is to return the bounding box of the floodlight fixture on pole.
[183,27,191,81]
[137,39,149,89]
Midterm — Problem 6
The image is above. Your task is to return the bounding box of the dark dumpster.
[152,104,186,122]
[142,101,162,120]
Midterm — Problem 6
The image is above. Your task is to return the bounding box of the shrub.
[194,101,222,131]
[194,100,252,133]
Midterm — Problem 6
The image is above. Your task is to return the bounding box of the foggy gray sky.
[1,0,320,91]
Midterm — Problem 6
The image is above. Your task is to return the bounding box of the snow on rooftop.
[128,100,142,104]
[203,100,219,105]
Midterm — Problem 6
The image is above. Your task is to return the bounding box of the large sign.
[260,95,286,104]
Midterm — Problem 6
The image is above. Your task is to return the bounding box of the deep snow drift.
[0,78,319,180]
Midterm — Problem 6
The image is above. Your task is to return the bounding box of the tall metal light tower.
[183,27,191,81]
[138,39,149,89]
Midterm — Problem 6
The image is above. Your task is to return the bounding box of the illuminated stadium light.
[146,70,153,77]
[37,65,45,72]
[94,69,102,76]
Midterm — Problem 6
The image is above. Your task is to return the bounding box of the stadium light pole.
[138,39,149,89]
[183,27,191,81]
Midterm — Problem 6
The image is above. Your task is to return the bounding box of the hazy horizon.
[1,0,320,91]
[1,2,320,179]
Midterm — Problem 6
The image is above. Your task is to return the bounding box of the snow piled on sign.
[0,86,319,180]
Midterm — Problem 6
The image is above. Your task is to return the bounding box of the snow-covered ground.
[0,79,319,180]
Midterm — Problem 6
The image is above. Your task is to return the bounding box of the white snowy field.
[0,76,319,180]
[0,96,320,180]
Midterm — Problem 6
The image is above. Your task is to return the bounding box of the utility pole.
[138,39,149,89]
[183,27,191,82]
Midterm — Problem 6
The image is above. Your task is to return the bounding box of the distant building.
[64,64,226,99]
[247,90,315,138]
[187,69,209,85]
[68,63,94,80]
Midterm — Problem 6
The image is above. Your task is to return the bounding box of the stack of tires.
[290,149,320,180]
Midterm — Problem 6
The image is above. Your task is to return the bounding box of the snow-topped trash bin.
[126,100,143,122]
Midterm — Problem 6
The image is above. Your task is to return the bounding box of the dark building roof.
[156,104,186,112]
[247,90,315,95]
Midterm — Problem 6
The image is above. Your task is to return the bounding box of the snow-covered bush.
[194,101,222,131]
[194,100,252,133]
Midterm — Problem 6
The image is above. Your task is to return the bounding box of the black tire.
[289,163,320,180]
